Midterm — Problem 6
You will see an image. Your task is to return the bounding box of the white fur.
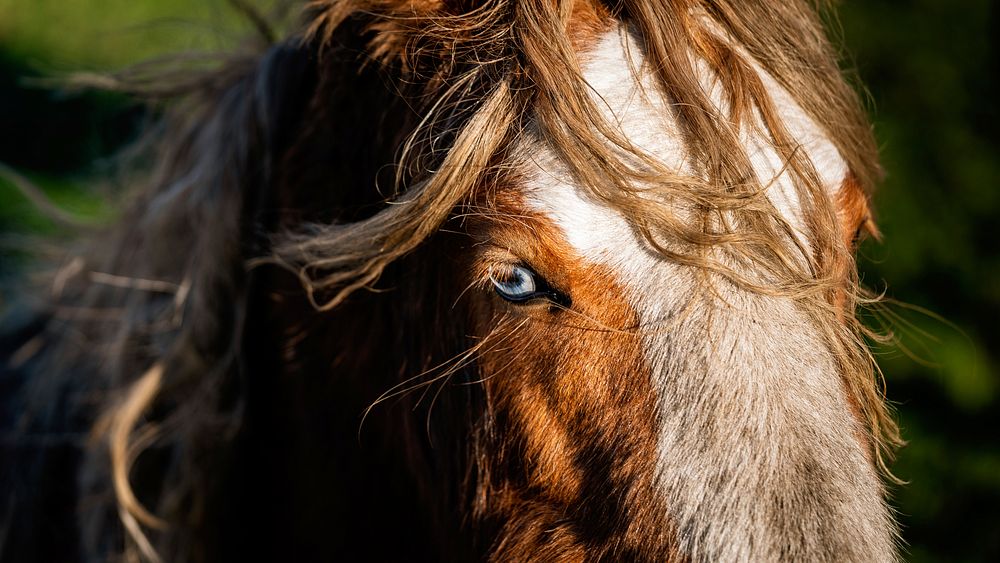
[520,27,895,562]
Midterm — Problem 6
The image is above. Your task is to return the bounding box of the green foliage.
[0,0,253,69]
[1,0,997,560]
[841,1,1000,559]
[0,172,112,233]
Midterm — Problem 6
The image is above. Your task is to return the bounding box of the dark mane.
[0,20,479,559]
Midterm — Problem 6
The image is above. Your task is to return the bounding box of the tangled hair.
[1,0,900,561]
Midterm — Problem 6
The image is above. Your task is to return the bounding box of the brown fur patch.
[829,171,878,312]
[836,171,880,250]
[567,0,614,51]
[463,190,679,561]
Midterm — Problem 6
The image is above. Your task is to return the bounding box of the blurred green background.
[1,1,997,560]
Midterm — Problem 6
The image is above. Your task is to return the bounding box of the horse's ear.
[835,171,880,250]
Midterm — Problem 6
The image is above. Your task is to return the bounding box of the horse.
[0,0,902,560]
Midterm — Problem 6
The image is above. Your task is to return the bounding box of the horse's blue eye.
[491,265,538,302]
[489,265,570,307]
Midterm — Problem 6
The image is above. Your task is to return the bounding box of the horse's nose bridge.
[643,288,844,417]
[634,288,895,561]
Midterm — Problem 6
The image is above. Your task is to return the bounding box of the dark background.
[1,1,997,561]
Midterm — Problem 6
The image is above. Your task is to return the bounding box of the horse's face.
[458,27,895,561]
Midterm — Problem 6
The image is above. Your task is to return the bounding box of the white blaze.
[520,27,896,562]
